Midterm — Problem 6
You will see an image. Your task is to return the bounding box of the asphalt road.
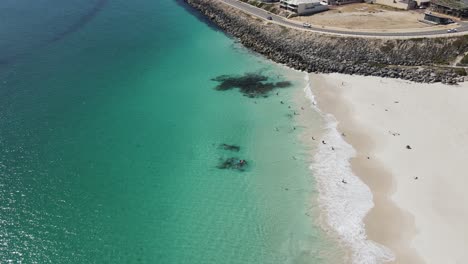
[220,0,468,37]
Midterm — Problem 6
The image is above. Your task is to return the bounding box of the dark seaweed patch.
[219,143,240,152]
[212,73,291,98]
[217,157,248,171]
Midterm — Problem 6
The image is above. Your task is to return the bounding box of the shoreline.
[310,73,468,263]
[290,71,353,263]
[298,74,396,263]
[310,74,422,263]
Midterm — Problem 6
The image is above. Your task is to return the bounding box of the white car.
[302,23,311,28]
[447,29,453,33]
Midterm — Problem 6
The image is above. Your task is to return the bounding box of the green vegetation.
[430,65,467,75]
[410,37,425,42]
[433,57,450,65]
[279,25,289,35]
[380,41,395,53]
[452,35,468,50]
[458,53,468,66]
[454,67,467,76]
[240,0,282,15]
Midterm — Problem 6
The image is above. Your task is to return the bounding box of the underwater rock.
[212,73,291,98]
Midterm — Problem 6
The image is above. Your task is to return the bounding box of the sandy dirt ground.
[291,3,457,31]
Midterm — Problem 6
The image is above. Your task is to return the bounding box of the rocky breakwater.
[185,0,468,83]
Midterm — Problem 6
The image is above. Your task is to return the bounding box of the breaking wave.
[304,74,394,264]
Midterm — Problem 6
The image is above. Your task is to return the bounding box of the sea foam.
[303,74,395,264]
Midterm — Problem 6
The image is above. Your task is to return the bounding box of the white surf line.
[303,73,395,264]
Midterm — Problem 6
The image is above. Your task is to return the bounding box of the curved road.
[221,0,468,37]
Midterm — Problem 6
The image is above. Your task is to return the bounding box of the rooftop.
[431,0,468,9]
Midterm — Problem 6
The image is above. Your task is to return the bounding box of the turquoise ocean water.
[0,1,340,263]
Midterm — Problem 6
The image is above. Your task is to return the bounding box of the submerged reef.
[219,143,240,152]
[212,73,291,98]
[217,157,248,171]
[216,143,246,171]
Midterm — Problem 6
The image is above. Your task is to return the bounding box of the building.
[430,0,468,17]
[415,0,431,7]
[279,0,329,15]
[424,12,456,23]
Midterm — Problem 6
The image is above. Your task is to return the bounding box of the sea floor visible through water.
[0,0,343,263]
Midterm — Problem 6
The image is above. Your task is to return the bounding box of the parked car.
[302,23,311,28]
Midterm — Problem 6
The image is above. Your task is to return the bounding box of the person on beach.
[238,159,246,168]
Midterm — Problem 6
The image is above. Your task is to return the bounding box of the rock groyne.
[185,0,468,83]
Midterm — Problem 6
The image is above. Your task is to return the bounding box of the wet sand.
[310,73,468,264]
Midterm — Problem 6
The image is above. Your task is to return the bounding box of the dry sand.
[310,73,468,264]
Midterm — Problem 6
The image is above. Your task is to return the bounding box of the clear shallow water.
[0,0,339,263]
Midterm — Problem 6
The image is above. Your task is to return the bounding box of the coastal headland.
[185,0,468,83]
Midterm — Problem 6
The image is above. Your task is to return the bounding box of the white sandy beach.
[310,73,468,264]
